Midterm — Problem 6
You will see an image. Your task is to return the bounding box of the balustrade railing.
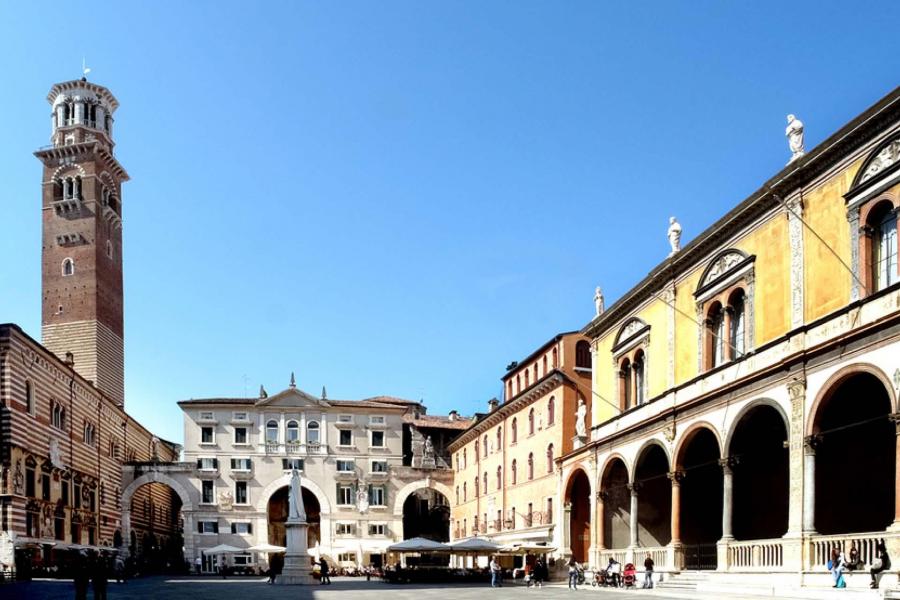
[727,538,785,569]
[809,531,899,570]
[598,549,628,566]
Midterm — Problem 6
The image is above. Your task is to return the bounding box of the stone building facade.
[125,383,466,573]
[0,78,181,576]
[449,332,591,558]
[556,87,900,592]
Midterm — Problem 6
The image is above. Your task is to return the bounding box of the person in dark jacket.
[73,553,90,600]
[91,553,109,600]
[871,540,891,589]
[643,553,655,589]
[319,557,331,584]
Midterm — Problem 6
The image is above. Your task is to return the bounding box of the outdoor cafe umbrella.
[246,543,286,553]
[202,544,244,555]
[498,543,557,554]
[386,537,451,553]
[448,537,500,554]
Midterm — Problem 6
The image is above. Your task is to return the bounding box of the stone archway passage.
[566,470,591,562]
[601,459,630,549]
[268,486,321,549]
[402,488,450,542]
[813,372,895,534]
[730,405,788,540]
[635,444,671,546]
[678,428,722,570]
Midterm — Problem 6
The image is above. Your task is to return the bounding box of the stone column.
[74,101,85,125]
[597,491,607,549]
[668,471,684,571]
[802,436,818,534]
[120,509,132,558]
[723,309,734,361]
[719,458,734,540]
[95,106,105,132]
[891,414,900,529]
[786,195,805,328]
[563,502,572,556]
[847,207,862,301]
[56,104,65,128]
[628,483,640,548]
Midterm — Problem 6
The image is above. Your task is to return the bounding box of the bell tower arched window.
[547,396,555,426]
[528,408,535,435]
[62,258,74,277]
[511,418,517,443]
[575,340,591,369]
[511,459,517,484]
[546,443,554,473]
[527,452,534,480]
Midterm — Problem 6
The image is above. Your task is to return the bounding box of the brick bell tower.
[35,78,129,406]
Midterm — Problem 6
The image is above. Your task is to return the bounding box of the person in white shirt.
[490,556,503,588]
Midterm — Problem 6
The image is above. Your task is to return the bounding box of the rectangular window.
[369,415,385,425]
[231,458,252,471]
[337,414,353,424]
[336,460,355,473]
[25,469,35,497]
[42,474,51,501]
[368,523,386,536]
[371,460,389,473]
[337,485,354,506]
[235,481,248,505]
[231,522,253,534]
[370,430,385,448]
[233,553,253,566]
[74,484,81,509]
[369,485,386,507]
[339,429,353,446]
[199,411,214,421]
[199,457,217,471]
[61,480,69,506]
[282,458,304,471]
[200,426,215,444]
[198,520,218,534]
[232,411,249,422]
[202,480,215,504]
[335,523,355,535]
[234,427,248,445]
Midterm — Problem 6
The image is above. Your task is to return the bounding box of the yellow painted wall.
[674,269,703,384]
[803,160,859,321]
[734,215,790,345]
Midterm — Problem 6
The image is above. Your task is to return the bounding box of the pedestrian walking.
[870,540,891,589]
[829,547,846,588]
[567,557,581,590]
[490,555,502,587]
[533,557,546,588]
[319,557,331,584]
[114,554,127,584]
[73,553,90,600]
[194,555,202,575]
[91,553,109,600]
[643,553,654,589]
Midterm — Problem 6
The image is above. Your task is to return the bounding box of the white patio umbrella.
[246,543,286,553]
[387,537,451,553]
[448,537,500,553]
[202,544,244,554]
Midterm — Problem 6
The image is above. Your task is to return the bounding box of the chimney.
[488,398,499,412]
[448,410,458,421]
[64,351,75,367]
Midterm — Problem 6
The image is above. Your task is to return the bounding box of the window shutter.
[197,521,201,533]
[282,459,288,470]
[336,483,341,503]
[212,522,219,534]
[212,458,219,469]
[230,459,237,470]
[231,523,236,534]
[248,523,253,534]
[196,459,202,469]
[368,484,374,505]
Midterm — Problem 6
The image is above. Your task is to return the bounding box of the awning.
[202,544,245,554]
[448,537,501,553]
[498,543,557,554]
[246,543,285,553]
[387,537,451,553]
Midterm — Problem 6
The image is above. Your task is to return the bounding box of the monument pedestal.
[276,518,312,585]
[572,434,587,450]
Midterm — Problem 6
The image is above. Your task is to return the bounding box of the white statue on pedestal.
[277,467,312,585]
[594,286,604,317]
[786,114,805,163]
[575,398,587,438]
[667,217,682,256]
[288,468,306,522]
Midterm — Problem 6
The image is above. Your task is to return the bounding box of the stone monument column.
[277,469,312,585]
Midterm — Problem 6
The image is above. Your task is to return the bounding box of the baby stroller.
[622,563,637,587]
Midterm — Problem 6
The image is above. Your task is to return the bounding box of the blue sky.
[1,2,899,445]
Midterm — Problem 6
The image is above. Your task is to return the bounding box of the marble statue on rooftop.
[667,217,682,256]
[575,398,587,438]
[594,286,604,317]
[786,114,805,163]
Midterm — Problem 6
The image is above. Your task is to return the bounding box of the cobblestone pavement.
[2,575,777,600]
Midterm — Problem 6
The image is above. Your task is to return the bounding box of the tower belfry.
[34,78,129,405]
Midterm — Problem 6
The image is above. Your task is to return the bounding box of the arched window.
[542,355,548,375]
[24,380,34,414]
[507,380,512,400]
[496,466,502,490]
[511,418,518,444]
[547,397,555,426]
[511,459,517,485]
[52,403,65,429]
[576,340,591,369]
[527,452,534,480]
[871,202,898,291]
[62,258,74,277]
[306,421,320,445]
[516,374,521,393]
[483,472,488,493]
[286,420,299,443]
[496,426,502,449]
[533,364,538,382]
[706,302,726,369]
[729,289,746,358]
[456,486,460,504]
[528,408,535,435]
[463,448,467,469]
[106,240,113,260]
[524,369,530,388]
[546,443,554,473]
[456,455,461,471]
[266,420,279,443]
[463,482,467,502]
[483,434,489,457]
[619,358,632,410]
[474,477,479,497]
[475,439,479,458]
[633,349,645,406]
[552,347,558,368]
